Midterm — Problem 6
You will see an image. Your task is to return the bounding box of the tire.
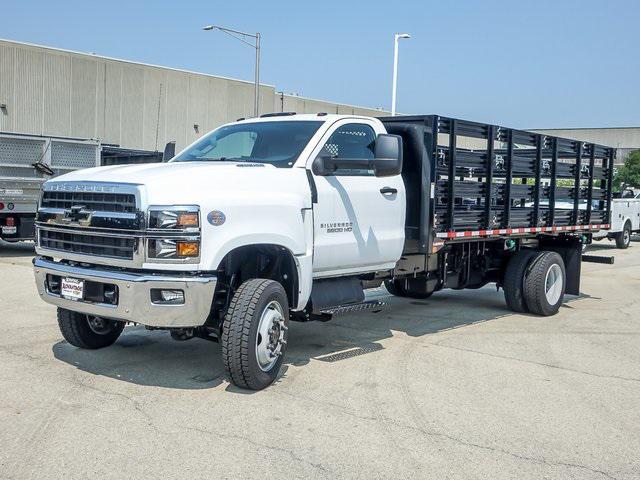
[222,279,289,390]
[503,249,538,313]
[57,308,125,349]
[523,252,566,316]
[384,278,434,299]
[615,222,632,249]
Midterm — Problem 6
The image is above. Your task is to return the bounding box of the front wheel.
[57,308,125,349]
[222,279,289,390]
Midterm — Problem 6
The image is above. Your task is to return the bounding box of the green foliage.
[614,150,640,190]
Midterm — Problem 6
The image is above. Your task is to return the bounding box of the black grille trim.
[41,191,136,214]
[40,229,136,260]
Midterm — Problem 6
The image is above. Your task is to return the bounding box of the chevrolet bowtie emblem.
[64,205,88,223]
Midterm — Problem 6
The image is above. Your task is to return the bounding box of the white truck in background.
[591,189,640,249]
[32,113,616,390]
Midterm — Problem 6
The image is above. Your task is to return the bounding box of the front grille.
[41,191,136,213]
[40,229,136,260]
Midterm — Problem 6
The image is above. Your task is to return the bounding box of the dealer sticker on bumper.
[61,277,84,301]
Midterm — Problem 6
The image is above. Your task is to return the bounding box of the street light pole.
[203,24,261,117]
[391,33,411,116]
[254,32,260,118]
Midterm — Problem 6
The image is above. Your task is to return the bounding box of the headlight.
[147,206,200,262]
[148,239,200,259]
[149,207,199,229]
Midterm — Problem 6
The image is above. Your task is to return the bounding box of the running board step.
[318,300,386,317]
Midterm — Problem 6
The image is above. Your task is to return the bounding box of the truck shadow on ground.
[52,286,591,392]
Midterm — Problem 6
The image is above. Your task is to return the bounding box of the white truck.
[591,189,640,249]
[32,113,615,389]
[0,133,100,241]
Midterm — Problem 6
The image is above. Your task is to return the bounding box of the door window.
[321,123,376,176]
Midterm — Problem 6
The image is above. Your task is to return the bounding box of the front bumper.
[33,257,216,328]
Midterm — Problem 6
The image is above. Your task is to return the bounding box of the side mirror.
[162,141,176,162]
[373,134,402,177]
[311,155,336,176]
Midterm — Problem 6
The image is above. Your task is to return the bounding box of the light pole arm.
[206,25,258,39]
[203,24,262,117]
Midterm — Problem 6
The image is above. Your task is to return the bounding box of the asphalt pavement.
[1,238,639,479]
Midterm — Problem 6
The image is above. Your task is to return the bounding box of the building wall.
[531,128,640,164]
[0,39,388,152]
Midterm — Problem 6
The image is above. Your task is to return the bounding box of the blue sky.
[3,0,639,128]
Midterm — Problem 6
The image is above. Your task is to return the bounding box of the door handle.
[380,187,398,195]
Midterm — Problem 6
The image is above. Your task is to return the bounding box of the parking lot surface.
[1,239,639,480]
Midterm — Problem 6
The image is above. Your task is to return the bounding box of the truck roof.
[235,113,378,124]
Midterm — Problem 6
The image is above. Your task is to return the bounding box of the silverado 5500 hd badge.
[321,221,353,233]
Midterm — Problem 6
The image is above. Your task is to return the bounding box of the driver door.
[309,120,406,277]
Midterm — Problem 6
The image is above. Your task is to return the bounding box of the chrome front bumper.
[33,257,216,328]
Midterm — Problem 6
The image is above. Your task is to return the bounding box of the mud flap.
[539,237,582,296]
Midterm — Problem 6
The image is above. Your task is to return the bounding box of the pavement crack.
[278,383,620,479]
[175,424,330,475]
[74,379,159,432]
[398,421,620,480]
[429,342,640,383]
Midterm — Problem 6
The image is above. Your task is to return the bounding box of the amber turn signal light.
[177,212,199,227]
[176,241,199,257]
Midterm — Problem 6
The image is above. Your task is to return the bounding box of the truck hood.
[46,161,312,206]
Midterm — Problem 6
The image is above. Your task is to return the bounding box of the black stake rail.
[586,145,595,224]
[605,149,615,224]
[549,138,558,226]
[503,129,514,229]
[573,142,583,225]
[447,119,457,232]
[485,125,495,229]
[533,135,542,227]
[379,115,614,236]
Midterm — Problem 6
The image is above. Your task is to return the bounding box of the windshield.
[171,120,323,167]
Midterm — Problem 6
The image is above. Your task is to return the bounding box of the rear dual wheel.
[503,251,566,316]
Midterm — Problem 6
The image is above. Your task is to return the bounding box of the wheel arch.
[215,243,303,311]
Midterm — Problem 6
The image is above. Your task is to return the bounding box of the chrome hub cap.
[624,229,630,245]
[255,301,287,372]
[544,264,563,305]
[87,315,118,335]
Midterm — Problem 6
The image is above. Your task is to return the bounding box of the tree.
[614,150,640,190]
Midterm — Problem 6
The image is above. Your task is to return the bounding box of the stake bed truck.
[0,132,100,241]
[33,113,614,389]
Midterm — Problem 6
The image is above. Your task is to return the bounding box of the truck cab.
[33,114,406,389]
[33,113,615,389]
